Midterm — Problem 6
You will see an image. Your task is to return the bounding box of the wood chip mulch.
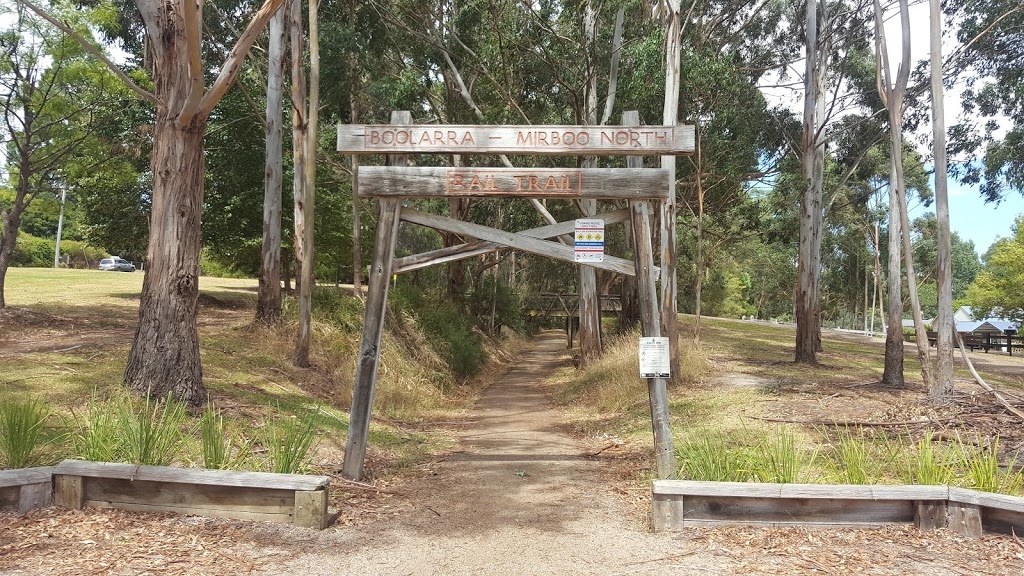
[0,508,269,576]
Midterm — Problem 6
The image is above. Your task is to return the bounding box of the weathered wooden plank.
[17,482,51,512]
[981,504,1024,536]
[0,486,19,509]
[54,474,84,509]
[681,495,916,526]
[948,501,983,538]
[394,208,636,274]
[948,487,1024,513]
[914,500,946,531]
[342,111,410,481]
[652,480,949,500]
[338,124,695,155]
[83,477,295,513]
[294,489,328,529]
[357,167,670,199]
[84,500,292,523]
[53,460,329,492]
[399,208,636,276]
[0,467,53,488]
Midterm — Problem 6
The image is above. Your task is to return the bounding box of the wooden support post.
[651,493,685,532]
[625,111,676,480]
[948,501,983,538]
[54,475,84,509]
[914,500,946,531]
[294,489,328,529]
[342,110,409,481]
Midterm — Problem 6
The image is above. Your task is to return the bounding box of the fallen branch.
[955,333,1024,422]
[747,415,972,427]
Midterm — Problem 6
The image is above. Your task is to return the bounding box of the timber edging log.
[52,460,331,529]
[652,480,1024,538]
[0,467,53,513]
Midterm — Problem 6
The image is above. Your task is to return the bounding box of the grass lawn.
[0,268,498,479]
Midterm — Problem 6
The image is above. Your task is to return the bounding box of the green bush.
[392,286,487,379]
[10,231,54,267]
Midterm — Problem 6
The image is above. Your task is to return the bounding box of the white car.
[98,257,136,272]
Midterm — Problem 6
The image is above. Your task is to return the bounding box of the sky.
[909,176,1023,257]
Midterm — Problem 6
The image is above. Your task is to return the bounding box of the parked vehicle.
[98,257,136,272]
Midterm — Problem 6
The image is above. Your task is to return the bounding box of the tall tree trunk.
[348,0,362,299]
[294,0,319,367]
[579,2,601,363]
[882,157,905,386]
[289,0,309,365]
[660,3,682,378]
[256,7,286,325]
[930,0,955,401]
[693,130,704,347]
[796,0,824,363]
[0,210,21,309]
[124,118,207,405]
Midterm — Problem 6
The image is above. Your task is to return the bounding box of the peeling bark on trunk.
[882,156,905,386]
[124,118,207,405]
[579,4,601,363]
[348,0,362,298]
[256,8,287,325]
[660,5,682,378]
[796,0,824,364]
[930,0,954,402]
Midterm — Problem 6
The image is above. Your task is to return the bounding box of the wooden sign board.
[338,124,695,156]
[358,167,670,199]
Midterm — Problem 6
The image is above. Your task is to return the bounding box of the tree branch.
[198,0,286,116]
[177,0,206,125]
[20,0,159,106]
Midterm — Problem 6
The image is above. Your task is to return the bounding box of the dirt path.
[259,331,684,574]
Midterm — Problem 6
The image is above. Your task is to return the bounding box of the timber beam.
[398,207,636,276]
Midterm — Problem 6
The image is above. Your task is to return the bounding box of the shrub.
[200,403,251,470]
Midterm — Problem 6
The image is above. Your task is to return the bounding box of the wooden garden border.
[0,467,53,513]
[652,480,1024,538]
[51,460,330,529]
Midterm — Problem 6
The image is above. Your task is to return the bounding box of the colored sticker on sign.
[574,218,605,263]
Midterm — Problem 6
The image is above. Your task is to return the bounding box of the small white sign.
[638,337,670,378]
[574,218,605,262]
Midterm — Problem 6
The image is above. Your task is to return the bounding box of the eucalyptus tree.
[24,0,285,404]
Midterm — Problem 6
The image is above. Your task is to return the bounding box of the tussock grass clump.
[953,436,1023,494]
[200,403,251,470]
[677,432,752,482]
[263,405,321,474]
[122,393,188,466]
[0,395,50,469]
[677,426,815,484]
[900,431,957,486]
[71,391,188,466]
[71,393,127,463]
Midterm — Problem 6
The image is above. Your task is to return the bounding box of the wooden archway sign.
[336,111,694,481]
